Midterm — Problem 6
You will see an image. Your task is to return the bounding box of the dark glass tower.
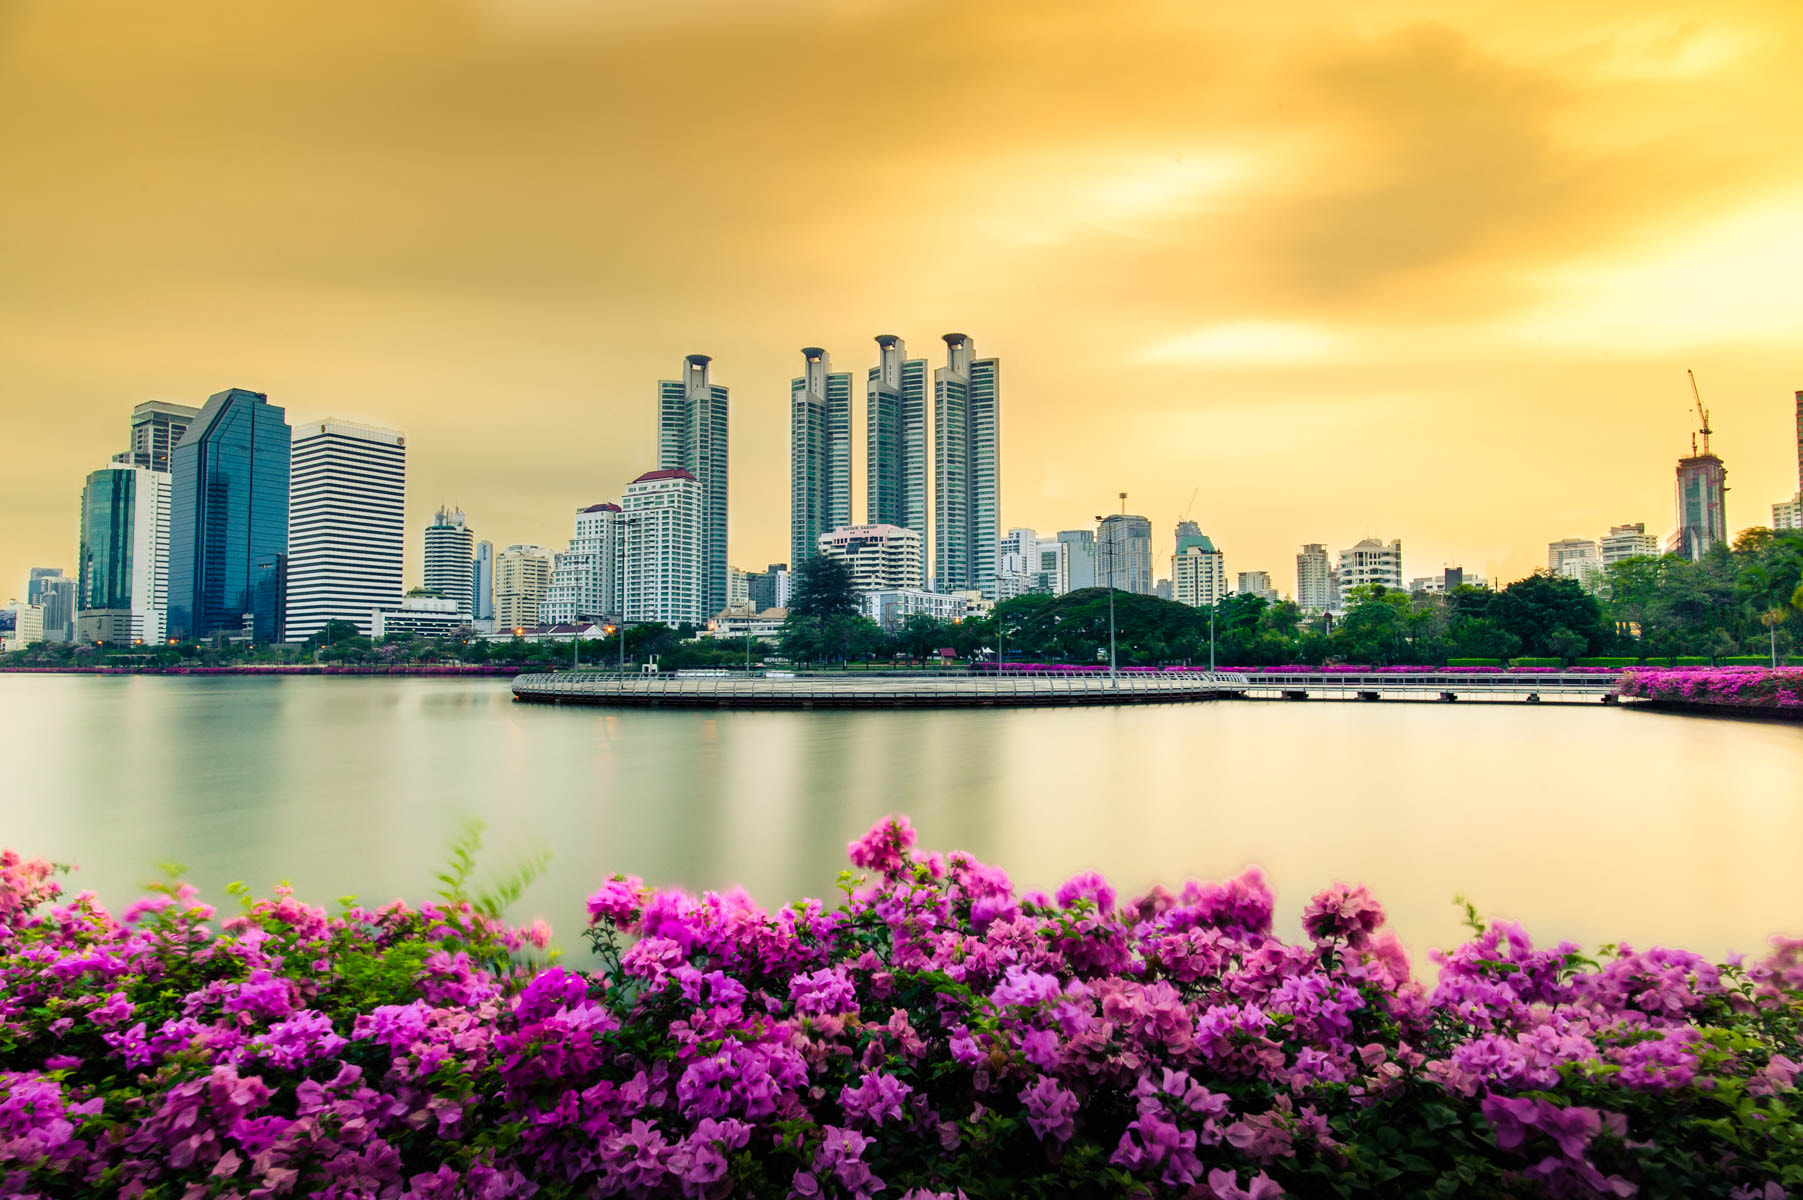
[167,388,292,641]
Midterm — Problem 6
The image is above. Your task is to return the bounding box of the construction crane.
[1688,369,1713,457]
[1180,486,1198,525]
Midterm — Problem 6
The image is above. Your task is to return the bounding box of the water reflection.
[0,676,1797,965]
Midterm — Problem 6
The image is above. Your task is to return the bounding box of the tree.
[1488,574,1609,657]
[900,613,952,662]
[788,556,860,619]
[308,620,361,647]
[1546,627,1587,665]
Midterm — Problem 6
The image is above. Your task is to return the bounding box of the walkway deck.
[511,671,1251,708]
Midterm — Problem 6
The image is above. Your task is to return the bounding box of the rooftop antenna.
[1119,491,1128,516]
[1688,369,1713,457]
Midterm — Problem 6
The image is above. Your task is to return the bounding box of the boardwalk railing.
[512,670,1252,709]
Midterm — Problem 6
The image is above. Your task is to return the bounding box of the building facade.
[494,545,555,631]
[283,419,405,640]
[423,508,475,618]
[622,468,704,625]
[746,563,790,613]
[1599,523,1659,564]
[371,595,465,639]
[472,540,495,625]
[118,401,201,472]
[931,334,1000,595]
[76,463,169,644]
[1237,570,1277,601]
[167,388,291,641]
[541,503,624,625]
[790,348,853,567]
[1670,452,1727,561]
[1296,544,1332,613]
[1058,530,1098,591]
[1098,514,1153,594]
[866,335,928,537]
[818,524,924,593]
[1337,538,1403,597]
[1173,534,1225,608]
[657,355,729,617]
[864,588,967,633]
[1775,496,1802,531]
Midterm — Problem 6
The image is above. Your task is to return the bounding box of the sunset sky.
[3,0,1801,598]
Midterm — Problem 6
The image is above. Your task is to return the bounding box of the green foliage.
[1446,658,1501,666]
[788,555,861,619]
[433,818,551,924]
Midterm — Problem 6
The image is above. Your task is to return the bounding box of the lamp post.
[1764,607,1784,668]
[1095,512,1118,685]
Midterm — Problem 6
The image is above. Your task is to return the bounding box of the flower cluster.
[1,818,1799,1198]
[1620,667,1803,710]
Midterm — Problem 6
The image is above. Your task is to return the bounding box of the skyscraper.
[932,334,1001,594]
[1296,544,1332,613]
[167,388,291,641]
[122,401,201,472]
[26,568,65,607]
[1338,538,1404,595]
[494,545,555,631]
[1174,533,1224,608]
[542,504,624,624]
[283,419,406,640]
[1058,530,1098,591]
[657,355,729,617]
[1671,452,1727,560]
[423,508,475,619]
[472,540,495,624]
[790,348,852,567]
[76,463,168,643]
[622,468,703,625]
[866,335,928,536]
[1098,514,1153,594]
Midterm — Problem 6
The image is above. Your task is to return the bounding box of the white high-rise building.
[1547,537,1603,592]
[1773,496,1801,532]
[284,420,406,640]
[1058,530,1098,591]
[1237,571,1277,601]
[542,504,624,625]
[495,545,555,632]
[791,347,853,567]
[1337,538,1403,596]
[1173,535,1225,608]
[1297,544,1332,613]
[1599,523,1660,565]
[1099,514,1154,594]
[818,524,923,593]
[423,508,475,619]
[622,468,704,625]
[657,355,729,617]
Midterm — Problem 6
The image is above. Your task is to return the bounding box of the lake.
[2,675,1798,967]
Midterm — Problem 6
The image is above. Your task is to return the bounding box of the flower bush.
[2,818,1801,1198]
[1620,667,1803,711]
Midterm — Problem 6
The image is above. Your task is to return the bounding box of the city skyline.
[5,1,1803,596]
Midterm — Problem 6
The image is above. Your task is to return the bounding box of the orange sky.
[3,0,1801,597]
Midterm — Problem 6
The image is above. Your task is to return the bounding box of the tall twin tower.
[791,334,1001,595]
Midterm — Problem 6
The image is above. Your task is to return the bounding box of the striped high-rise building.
[932,334,1001,595]
[657,355,729,617]
[423,507,475,619]
[283,419,406,640]
[866,335,928,537]
[790,348,852,567]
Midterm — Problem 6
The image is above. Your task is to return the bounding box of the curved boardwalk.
[512,671,1251,709]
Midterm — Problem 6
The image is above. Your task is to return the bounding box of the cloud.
[1137,322,1345,367]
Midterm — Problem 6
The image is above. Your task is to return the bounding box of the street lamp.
[1095,512,1118,685]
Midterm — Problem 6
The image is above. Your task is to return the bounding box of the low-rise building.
[1599,523,1660,564]
[371,595,465,639]
[1338,538,1402,598]
[864,588,967,633]
[1774,495,1801,532]
[818,524,923,593]
[1236,571,1278,601]
[4,604,46,651]
[703,607,787,642]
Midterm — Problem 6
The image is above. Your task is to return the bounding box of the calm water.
[2,675,1799,966]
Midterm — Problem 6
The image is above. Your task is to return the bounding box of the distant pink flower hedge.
[1,820,1799,1198]
[1620,667,1803,711]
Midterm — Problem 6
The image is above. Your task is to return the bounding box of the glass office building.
[167,388,292,641]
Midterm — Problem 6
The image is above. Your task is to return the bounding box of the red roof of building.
[631,468,697,484]
[578,502,623,513]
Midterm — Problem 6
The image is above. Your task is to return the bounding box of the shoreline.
[0,664,530,677]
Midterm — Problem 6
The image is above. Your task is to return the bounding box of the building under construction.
[1668,371,1728,561]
